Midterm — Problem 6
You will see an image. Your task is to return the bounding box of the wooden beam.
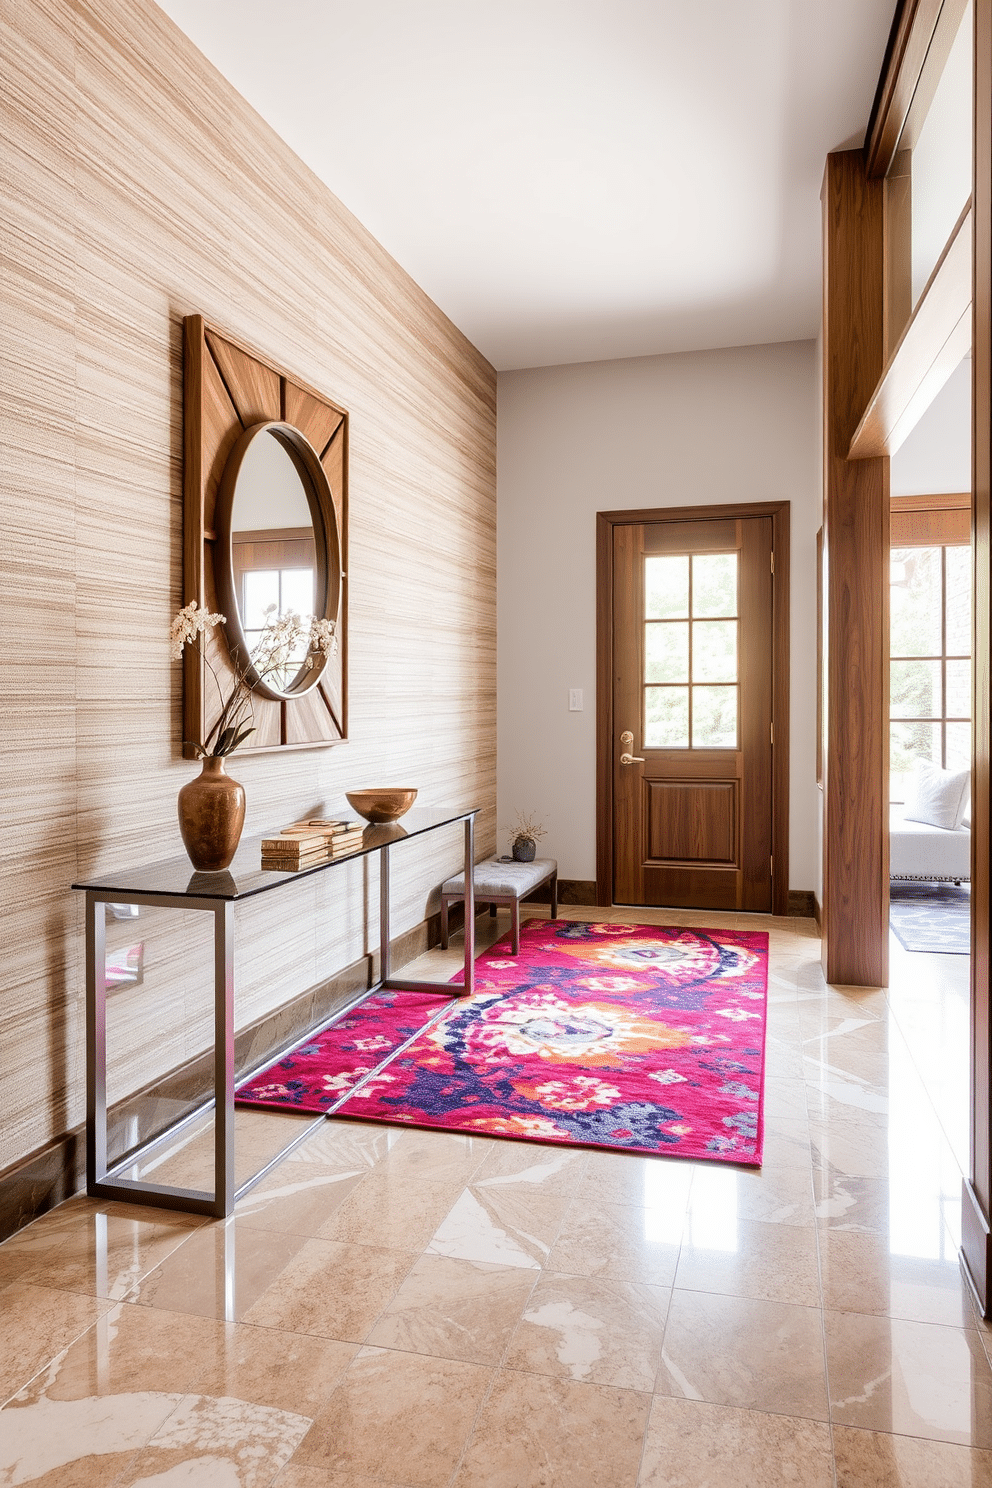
[963,0,992,1318]
[865,0,969,177]
[850,203,972,458]
[821,151,890,988]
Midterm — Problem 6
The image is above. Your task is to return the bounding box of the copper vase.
[177,756,246,871]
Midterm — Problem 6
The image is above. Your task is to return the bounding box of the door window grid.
[890,544,971,799]
[242,566,316,682]
[643,553,739,749]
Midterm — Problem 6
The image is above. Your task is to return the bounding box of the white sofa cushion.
[904,761,971,830]
[890,804,970,880]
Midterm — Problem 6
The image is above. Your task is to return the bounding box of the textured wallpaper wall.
[1,0,496,1172]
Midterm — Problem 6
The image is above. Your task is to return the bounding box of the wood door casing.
[596,501,790,916]
[612,515,774,912]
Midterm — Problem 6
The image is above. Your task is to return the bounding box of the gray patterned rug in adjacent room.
[889,881,970,955]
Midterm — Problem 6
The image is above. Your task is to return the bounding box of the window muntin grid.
[644,553,739,749]
[889,544,971,797]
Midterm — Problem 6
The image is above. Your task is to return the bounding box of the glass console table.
[72,805,479,1219]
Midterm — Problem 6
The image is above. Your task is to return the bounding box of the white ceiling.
[157,0,896,371]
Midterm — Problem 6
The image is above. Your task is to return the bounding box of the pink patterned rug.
[238,920,768,1164]
[236,989,450,1113]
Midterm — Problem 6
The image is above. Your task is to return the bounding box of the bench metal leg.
[511,897,520,955]
[440,894,450,949]
[550,872,558,920]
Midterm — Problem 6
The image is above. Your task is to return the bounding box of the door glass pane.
[693,620,737,683]
[692,686,737,748]
[890,658,941,719]
[946,721,972,772]
[945,546,971,655]
[645,622,689,683]
[645,688,689,748]
[692,554,737,617]
[890,548,942,656]
[645,556,689,619]
[946,658,971,719]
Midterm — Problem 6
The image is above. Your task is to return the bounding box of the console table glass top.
[72,805,480,1219]
[71,806,478,900]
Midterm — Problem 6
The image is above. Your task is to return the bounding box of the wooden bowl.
[345,788,418,824]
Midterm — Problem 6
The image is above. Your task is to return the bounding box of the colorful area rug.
[236,989,450,1112]
[889,881,971,955]
[238,920,768,1164]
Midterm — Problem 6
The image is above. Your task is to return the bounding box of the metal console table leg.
[379,814,476,997]
[86,889,241,1218]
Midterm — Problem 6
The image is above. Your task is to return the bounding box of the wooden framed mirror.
[182,315,348,755]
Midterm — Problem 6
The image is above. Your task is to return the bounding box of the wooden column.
[821,151,890,988]
[963,0,992,1315]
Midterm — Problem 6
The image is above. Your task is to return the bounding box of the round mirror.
[214,421,341,702]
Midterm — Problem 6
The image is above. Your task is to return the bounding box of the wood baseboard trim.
[962,1178,992,1318]
[0,915,440,1246]
[787,890,817,918]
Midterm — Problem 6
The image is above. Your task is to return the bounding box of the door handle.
[620,731,645,765]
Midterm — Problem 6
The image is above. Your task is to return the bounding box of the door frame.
[596,501,791,914]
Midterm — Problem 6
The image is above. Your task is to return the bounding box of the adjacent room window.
[890,543,971,799]
[643,552,739,749]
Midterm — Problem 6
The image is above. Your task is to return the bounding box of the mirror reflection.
[230,430,318,691]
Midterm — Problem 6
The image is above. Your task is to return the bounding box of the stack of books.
[260,830,333,871]
[260,818,365,871]
[289,818,366,857]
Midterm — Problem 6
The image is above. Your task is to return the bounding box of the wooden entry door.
[611,514,776,911]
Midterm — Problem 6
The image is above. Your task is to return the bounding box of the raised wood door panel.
[612,515,774,911]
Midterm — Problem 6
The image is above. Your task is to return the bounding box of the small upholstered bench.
[440,856,558,955]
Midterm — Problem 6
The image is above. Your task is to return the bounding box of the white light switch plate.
[569,689,583,711]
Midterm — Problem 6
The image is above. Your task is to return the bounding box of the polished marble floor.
[0,905,988,1486]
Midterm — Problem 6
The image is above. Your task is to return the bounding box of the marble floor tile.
[241,1237,415,1342]
[123,1108,316,1192]
[275,1470,417,1488]
[114,1393,312,1487]
[819,1228,975,1327]
[473,1139,589,1198]
[547,1197,682,1286]
[2,1298,356,1420]
[685,1163,815,1230]
[368,1253,537,1365]
[503,1272,669,1391]
[675,1216,821,1307]
[832,1425,992,1488]
[0,1282,111,1407]
[758,1115,813,1171]
[428,1180,568,1270]
[813,1171,898,1231]
[292,1346,492,1485]
[578,1151,694,1210]
[288,1118,398,1172]
[317,1172,465,1252]
[0,1199,202,1302]
[637,1396,834,1488]
[825,1310,992,1445]
[370,1129,493,1187]
[657,1290,829,1420]
[3,906,985,1488]
[453,1368,651,1488]
[235,1160,366,1237]
[128,1218,309,1322]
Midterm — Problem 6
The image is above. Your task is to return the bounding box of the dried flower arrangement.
[503,810,547,861]
[170,601,337,758]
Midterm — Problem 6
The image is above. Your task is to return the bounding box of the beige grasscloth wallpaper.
[1,0,497,1173]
